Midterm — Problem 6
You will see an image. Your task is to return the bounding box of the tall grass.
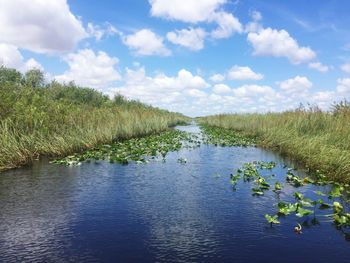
[199,104,350,183]
[0,67,188,171]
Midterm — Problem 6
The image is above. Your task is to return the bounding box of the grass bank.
[0,67,188,172]
[199,104,350,183]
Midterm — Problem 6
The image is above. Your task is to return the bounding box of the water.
[0,124,349,262]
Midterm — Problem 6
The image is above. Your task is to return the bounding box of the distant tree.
[114,94,127,105]
[25,69,45,88]
[47,80,109,107]
[0,66,22,83]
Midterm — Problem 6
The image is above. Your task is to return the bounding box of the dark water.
[0,125,349,262]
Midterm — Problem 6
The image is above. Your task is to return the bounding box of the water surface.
[0,124,349,262]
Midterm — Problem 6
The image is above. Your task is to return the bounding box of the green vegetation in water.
[51,130,192,166]
[198,102,350,183]
[265,214,280,226]
[200,125,256,147]
[0,66,189,172]
[229,161,350,238]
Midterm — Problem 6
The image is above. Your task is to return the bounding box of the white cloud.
[0,44,28,69]
[24,58,44,71]
[340,63,350,74]
[245,10,263,33]
[210,73,225,82]
[149,0,241,39]
[209,11,243,39]
[120,67,208,93]
[227,65,264,80]
[279,76,312,94]
[87,22,120,41]
[213,84,231,94]
[308,62,329,73]
[87,23,105,41]
[110,67,344,116]
[123,29,171,56]
[0,0,87,54]
[309,91,338,109]
[167,27,207,51]
[0,43,43,72]
[186,89,207,98]
[247,27,316,64]
[337,78,350,94]
[232,84,275,97]
[172,69,209,89]
[149,0,227,23]
[111,67,209,115]
[55,49,121,89]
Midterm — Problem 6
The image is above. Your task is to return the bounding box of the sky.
[0,0,350,116]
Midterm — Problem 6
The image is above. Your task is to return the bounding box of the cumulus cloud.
[0,43,43,72]
[109,65,344,116]
[337,78,350,94]
[186,89,207,98]
[0,0,87,54]
[213,84,232,94]
[209,11,243,39]
[279,76,312,94]
[232,84,275,97]
[227,65,264,80]
[123,29,171,56]
[167,27,207,51]
[340,63,350,74]
[308,62,329,73]
[247,28,316,64]
[55,49,121,89]
[149,0,241,40]
[122,67,208,93]
[149,0,227,23]
[115,67,273,116]
[111,67,209,114]
[210,74,225,82]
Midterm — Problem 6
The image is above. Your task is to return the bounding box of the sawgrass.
[199,104,350,182]
[0,67,188,171]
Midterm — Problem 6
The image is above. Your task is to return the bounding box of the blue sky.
[0,0,350,116]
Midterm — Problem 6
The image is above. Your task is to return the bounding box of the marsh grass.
[0,67,188,172]
[199,103,350,183]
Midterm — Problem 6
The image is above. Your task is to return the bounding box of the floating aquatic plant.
[52,130,193,166]
[252,187,264,196]
[296,207,313,218]
[258,161,276,169]
[293,192,304,201]
[230,173,240,185]
[314,190,326,196]
[274,182,283,192]
[229,160,350,234]
[328,185,343,199]
[265,214,280,226]
[286,172,304,187]
[277,202,297,216]
[200,125,256,147]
